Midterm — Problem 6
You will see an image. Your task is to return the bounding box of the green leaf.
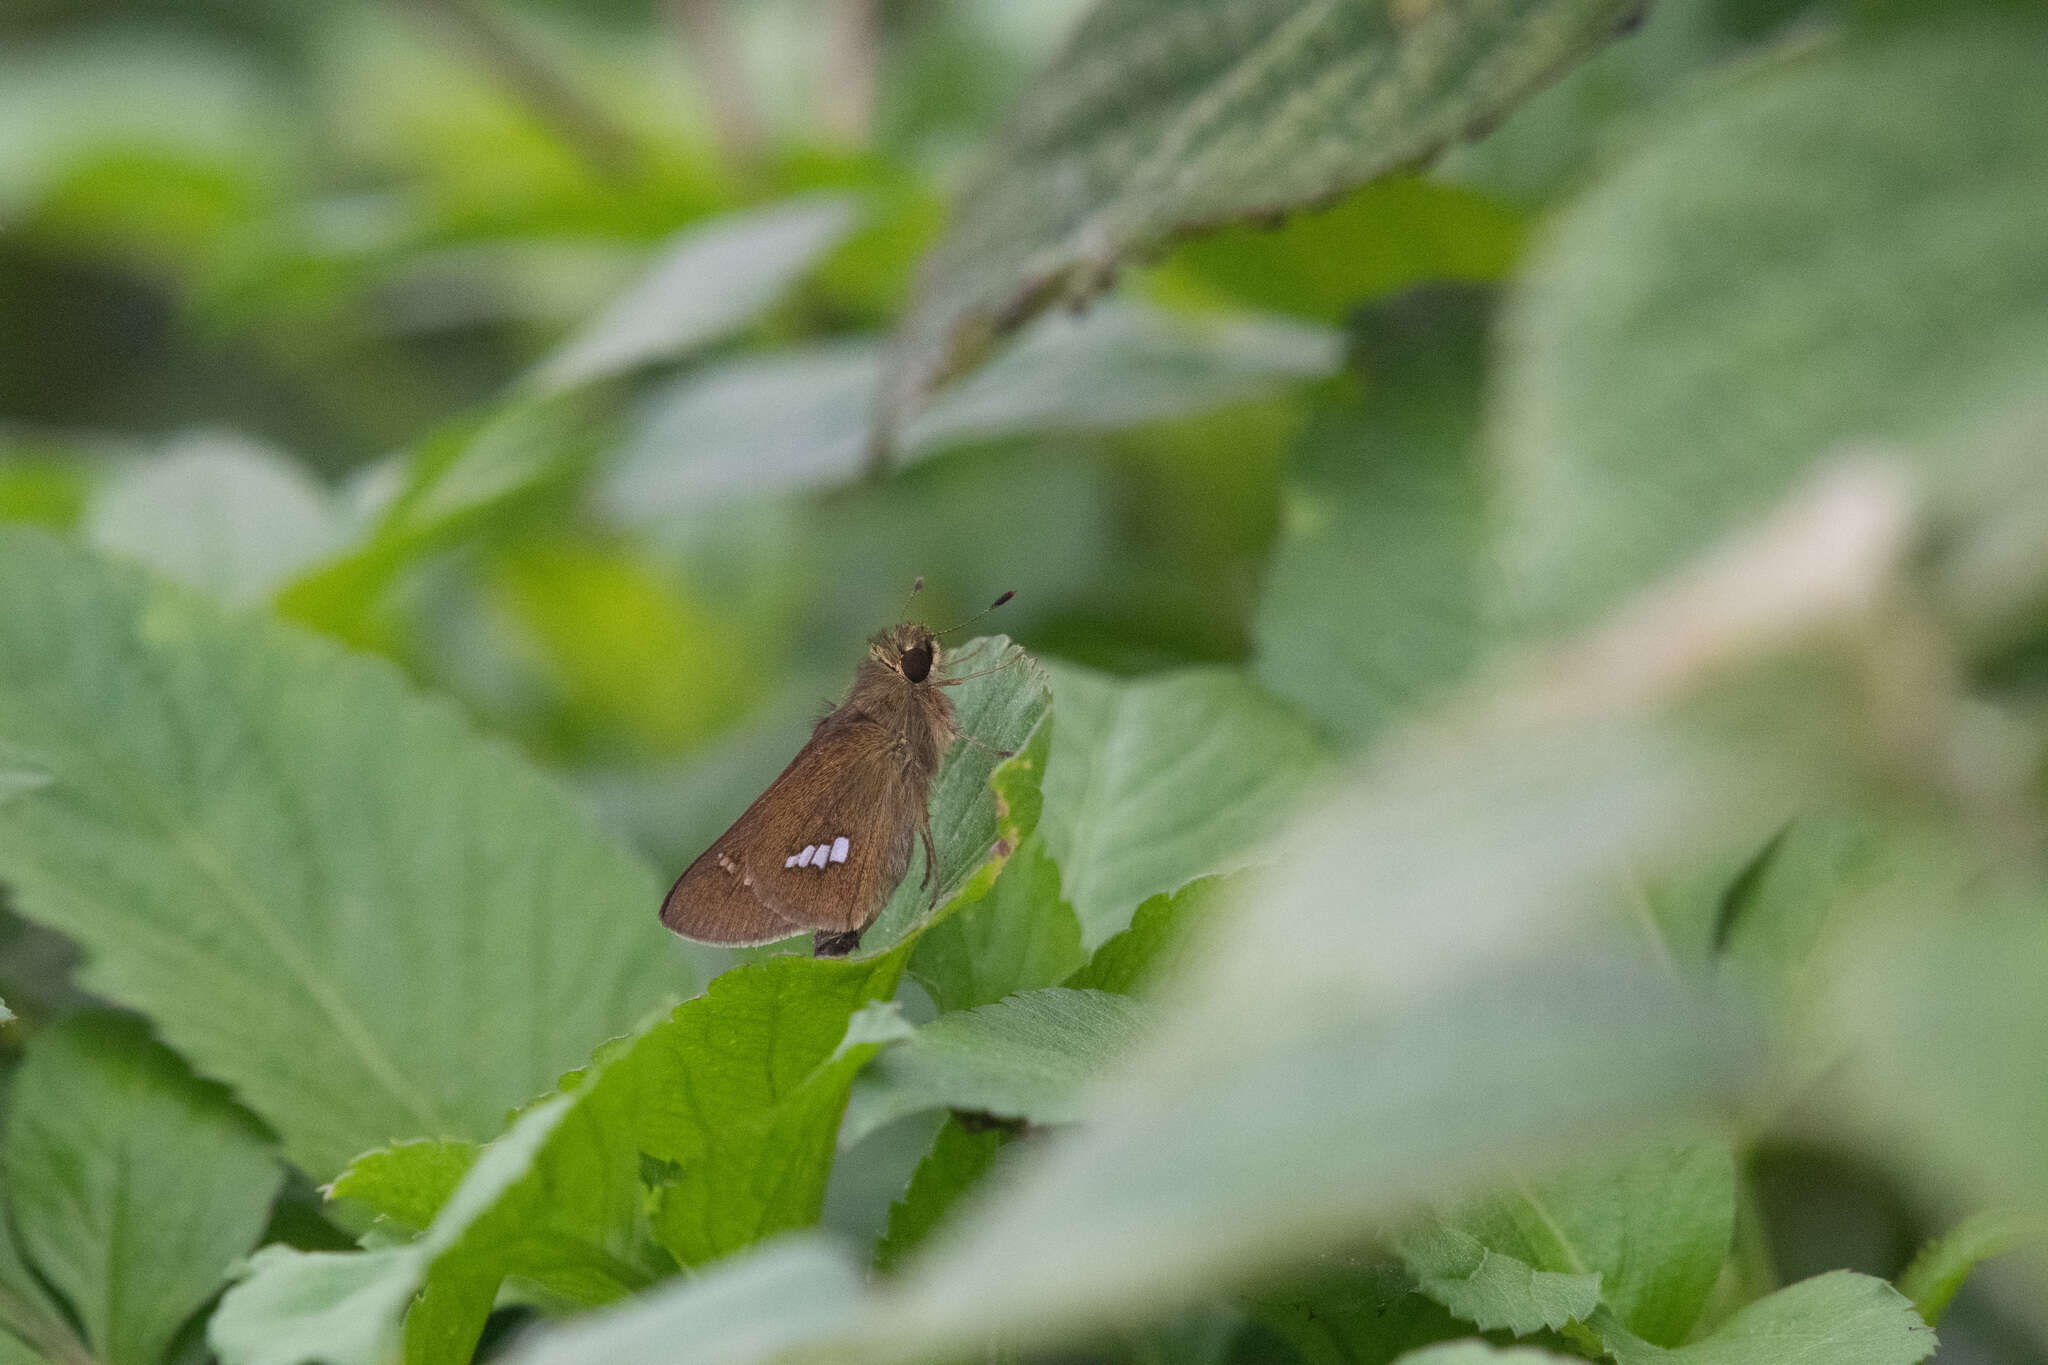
[909,835,1086,1013]
[532,195,859,394]
[217,951,907,1365]
[1594,1271,1934,1365]
[842,988,1147,1146]
[1396,1222,1601,1336]
[1494,19,2048,631]
[1896,1208,2048,1329]
[861,639,1054,951]
[1393,1343,1581,1364]
[876,1118,1012,1271]
[879,0,1645,438]
[1063,876,1228,996]
[0,527,687,1178]
[84,434,342,607]
[596,303,1338,523]
[327,1140,481,1234]
[1251,286,1491,749]
[1038,663,1326,945]
[1422,1144,1736,1346]
[2,1013,281,1365]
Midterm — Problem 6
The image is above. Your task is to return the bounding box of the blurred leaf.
[895,302,1340,453]
[842,988,1146,1146]
[876,1119,1012,1271]
[1248,1254,1470,1365]
[209,1245,421,1365]
[1412,1144,1736,1345]
[85,432,343,606]
[2,1013,280,1365]
[532,195,859,394]
[0,32,288,225]
[597,302,1338,524]
[909,836,1086,1013]
[1038,662,1326,946]
[1896,1209,2048,1329]
[0,453,89,530]
[1494,19,2048,631]
[489,540,760,756]
[879,0,1643,439]
[1063,876,1229,996]
[1146,178,1525,322]
[497,1236,866,1365]
[1397,1222,1600,1335]
[1593,1271,1934,1364]
[1252,285,1491,749]
[0,528,688,1178]
[326,1139,480,1234]
[1393,1345,1578,1364]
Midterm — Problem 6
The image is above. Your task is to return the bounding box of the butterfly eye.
[900,643,933,683]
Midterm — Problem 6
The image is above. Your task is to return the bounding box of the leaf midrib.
[9,633,449,1148]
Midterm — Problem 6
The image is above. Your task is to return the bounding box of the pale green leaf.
[3,1013,280,1365]
[880,0,1645,437]
[499,1236,866,1365]
[533,196,859,394]
[909,835,1086,1013]
[0,527,687,1177]
[1038,663,1326,945]
[1393,1343,1580,1364]
[85,433,343,606]
[1397,1222,1601,1335]
[596,303,1338,523]
[210,1246,420,1365]
[843,988,1146,1146]
[1252,286,1490,748]
[1594,1271,1934,1365]
[1494,19,2048,631]
[1896,1208,2048,1329]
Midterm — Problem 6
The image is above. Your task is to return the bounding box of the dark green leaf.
[880,0,1646,438]
[909,835,1086,1013]
[1063,876,1229,996]
[876,1119,1013,1271]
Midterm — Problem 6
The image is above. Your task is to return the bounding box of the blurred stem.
[819,0,879,147]
[402,0,638,178]
[667,0,767,168]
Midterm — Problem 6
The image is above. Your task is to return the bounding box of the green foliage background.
[1,0,2045,1363]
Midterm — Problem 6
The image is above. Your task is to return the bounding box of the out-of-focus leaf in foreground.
[0,528,687,1178]
[878,0,1647,440]
[1494,18,2048,631]
[1,1013,280,1365]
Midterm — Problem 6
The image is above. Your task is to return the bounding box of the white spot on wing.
[785,853,799,868]
[796,845,815,867]
[830,836,849,864]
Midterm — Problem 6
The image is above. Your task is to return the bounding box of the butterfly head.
[870,622,940,685]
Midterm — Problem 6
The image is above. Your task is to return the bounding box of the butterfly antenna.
[935,590,1015,638]
[897,575,924,623]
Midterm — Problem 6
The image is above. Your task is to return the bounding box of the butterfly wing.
[659,714,923,945]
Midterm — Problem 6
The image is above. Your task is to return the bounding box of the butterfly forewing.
[660,715,921,945]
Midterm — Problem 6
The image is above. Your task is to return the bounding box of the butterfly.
[660,587,1014,957]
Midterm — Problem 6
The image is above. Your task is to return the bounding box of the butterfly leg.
[918,815,939,908]
[813,929,862,957]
